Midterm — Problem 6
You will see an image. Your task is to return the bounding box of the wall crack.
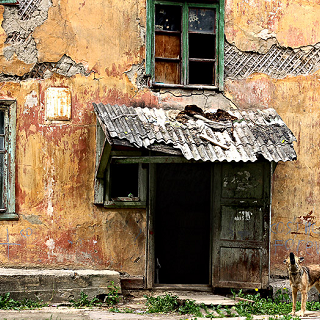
[0,55,92,82]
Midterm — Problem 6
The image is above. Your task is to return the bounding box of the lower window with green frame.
[104,162,147,208]
[0,101,17,221]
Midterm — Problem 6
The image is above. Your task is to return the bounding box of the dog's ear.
[299,257,304,262]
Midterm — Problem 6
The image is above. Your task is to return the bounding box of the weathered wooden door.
[212,162,271,289]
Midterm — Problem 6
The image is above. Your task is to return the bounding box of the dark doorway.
[154,163,211,284]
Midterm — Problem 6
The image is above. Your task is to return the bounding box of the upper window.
[146,0,225,90]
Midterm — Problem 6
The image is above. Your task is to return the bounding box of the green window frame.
[0,101,17,221]
[146,0,225,90]
[0,0,18,4]
[94,120,147,208]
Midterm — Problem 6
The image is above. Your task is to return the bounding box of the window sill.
[104,201,146,208]
[0,213,19,221]
[150,82,219,91]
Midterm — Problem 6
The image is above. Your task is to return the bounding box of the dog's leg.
[290,287,298,315]
[296,288,307,317]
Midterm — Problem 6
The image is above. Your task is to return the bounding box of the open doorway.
[154,163,211,285]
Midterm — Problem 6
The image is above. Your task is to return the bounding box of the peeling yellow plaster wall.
[225,0,320,51]
[33,0,145,72]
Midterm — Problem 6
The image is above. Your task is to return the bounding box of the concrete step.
[0,268,120,303]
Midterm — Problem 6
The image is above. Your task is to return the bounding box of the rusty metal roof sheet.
[93,103,297,163]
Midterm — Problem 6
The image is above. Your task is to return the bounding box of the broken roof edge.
[93,103,297,164]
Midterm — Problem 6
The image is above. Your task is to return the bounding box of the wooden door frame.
[146,161,271,289]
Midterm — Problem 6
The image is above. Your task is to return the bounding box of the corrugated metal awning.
[93,103,297,163]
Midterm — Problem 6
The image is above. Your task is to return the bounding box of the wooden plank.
[111,151,142,156]
[94,120,106,204]
[0,213,19,221]
[146,163,156,289]
[96,141,112,179]
[146,0,154,76]
[147,144,182,155]
[94,178,104,205]
[111,156,200,164]
[104,201,146,208]
[120,277,145,289]
[218,0,225,90]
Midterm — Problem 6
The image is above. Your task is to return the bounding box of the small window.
[110,164,139,200]
[146,0,225,90]
[104,162,147,208]
[0,102,17,220]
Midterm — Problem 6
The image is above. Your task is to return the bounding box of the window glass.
[188,8,215,32]
[155,5,181,31]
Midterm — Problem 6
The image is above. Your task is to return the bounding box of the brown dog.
[284,252,320,316]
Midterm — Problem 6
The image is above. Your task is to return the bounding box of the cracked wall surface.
[0,0,319,279]
[2,0,52,64]
[225,0,320,51]
[0,55,90,81]
[225,41,320,79]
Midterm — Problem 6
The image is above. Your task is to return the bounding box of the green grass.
[144,289,320,319]
[69,281,120,308]
[144,293,202,316]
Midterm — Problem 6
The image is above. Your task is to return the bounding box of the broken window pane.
[188,8,215,33]
[189,33,216,59]
[189,61,215,85]
[155,5,182,84]
[155,5,181,32]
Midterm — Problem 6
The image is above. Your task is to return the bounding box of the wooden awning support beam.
[96,139,112,179]
[111,156,201,164]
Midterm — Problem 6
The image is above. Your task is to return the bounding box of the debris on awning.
[176,105,238,125]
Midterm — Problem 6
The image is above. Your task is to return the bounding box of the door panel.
[212,162,270,289]
[219,247,262,284]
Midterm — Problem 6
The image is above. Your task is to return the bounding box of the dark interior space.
[110,163,139,199]
[189,61,215,85]
[154,163,211,284]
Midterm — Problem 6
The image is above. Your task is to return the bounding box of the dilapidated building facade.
[0,0,317,295]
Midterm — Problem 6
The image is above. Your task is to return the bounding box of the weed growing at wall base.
[0,292,46,310]
[69,291,101,308]
[144,289,320,319]
[144,293,202,316]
